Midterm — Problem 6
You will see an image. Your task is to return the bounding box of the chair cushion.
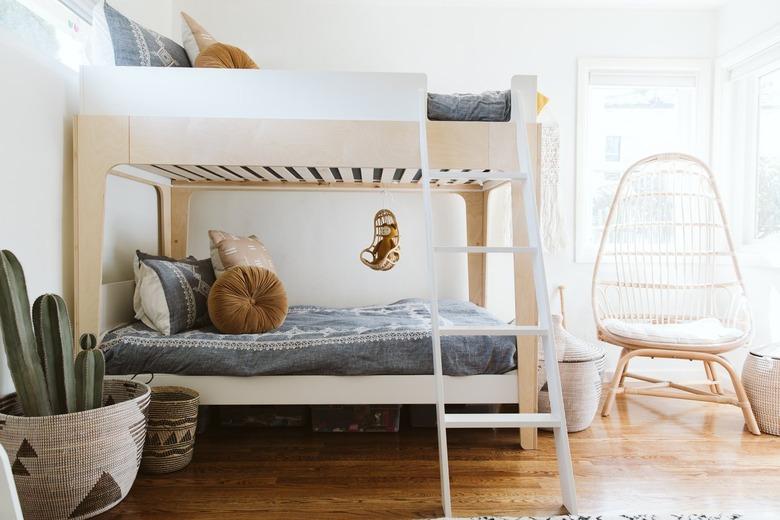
[208,266,288,334]
[602,318,745,346]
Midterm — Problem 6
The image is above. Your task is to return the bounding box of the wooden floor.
[100,396,780,519]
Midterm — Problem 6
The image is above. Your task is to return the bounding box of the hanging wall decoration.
[360,209,400,271]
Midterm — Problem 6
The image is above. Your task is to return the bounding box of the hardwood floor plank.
[98,396,780,519]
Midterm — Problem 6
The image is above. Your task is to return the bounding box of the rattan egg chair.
[593,153,760,435]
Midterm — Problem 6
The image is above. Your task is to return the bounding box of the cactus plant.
[32,294,77,414]
[0,250,52,417]
[75,333,105,412]
[0,249,104,417]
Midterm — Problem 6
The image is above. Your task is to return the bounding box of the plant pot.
[0,379,150,520]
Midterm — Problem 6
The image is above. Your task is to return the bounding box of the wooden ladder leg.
[601,348,634,417]
[708,354,761,435]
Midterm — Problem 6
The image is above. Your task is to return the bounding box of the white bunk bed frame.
[73,67,576,516]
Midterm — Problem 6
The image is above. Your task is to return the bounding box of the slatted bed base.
[133,165,496,187]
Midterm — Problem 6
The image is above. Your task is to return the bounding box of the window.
[755,68,780,245]
[0,0,90,69]
[575,59,712,262]
[717,31,780,266]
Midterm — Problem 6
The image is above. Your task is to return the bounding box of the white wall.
[166,0,718,377]
[187,191,468,306]
[0,31,78,395]
[718,0,780,54]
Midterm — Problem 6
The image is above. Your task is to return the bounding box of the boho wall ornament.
[360,209,400,271]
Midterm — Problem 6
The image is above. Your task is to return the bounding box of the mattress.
[100,299,516,377]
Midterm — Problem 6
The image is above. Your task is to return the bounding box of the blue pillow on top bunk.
[90,1,191,67]
[133,251,215,336]
[427,91,511,122]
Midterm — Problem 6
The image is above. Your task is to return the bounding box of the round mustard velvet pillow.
[194,42,259,69]
[208,266,288,334]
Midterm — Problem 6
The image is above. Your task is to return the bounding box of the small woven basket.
[141,386,200,474]
[0,379,150,520]
[742,343,780,436]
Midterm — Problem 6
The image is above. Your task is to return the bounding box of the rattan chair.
[593,153,760,435]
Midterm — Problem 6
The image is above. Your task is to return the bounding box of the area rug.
[446,515,744,520]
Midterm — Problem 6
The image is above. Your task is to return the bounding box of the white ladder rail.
[512,88,577,514]
[418,88,577,517]
[418,89,453,518]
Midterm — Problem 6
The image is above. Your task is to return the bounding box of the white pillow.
[132,259,171,335]
[87,0,114,66]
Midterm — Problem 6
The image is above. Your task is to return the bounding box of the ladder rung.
[434,246,537,254]
[438,325,548,336]
[445,413,562,429]
[430,172,528,182]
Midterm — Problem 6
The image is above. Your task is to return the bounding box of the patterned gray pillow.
[135,251,214,335]
[103,2,190,67]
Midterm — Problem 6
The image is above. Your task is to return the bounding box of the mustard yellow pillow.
[181,11,258,70]
[195,42,258,69]
[208,266,288,334]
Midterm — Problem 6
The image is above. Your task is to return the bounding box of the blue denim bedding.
[427,91,511,121]
[100,299,516,376]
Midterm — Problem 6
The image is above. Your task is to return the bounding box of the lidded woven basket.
[0,379,150,520]
[141,386,200,474]
[742,343,780,436]
[539,314,607,432]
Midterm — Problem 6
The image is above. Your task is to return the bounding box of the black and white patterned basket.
[141,386,199,474]
[0,380,150,520]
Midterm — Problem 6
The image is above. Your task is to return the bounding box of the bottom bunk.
[100,299,517,377]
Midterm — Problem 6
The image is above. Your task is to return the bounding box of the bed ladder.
[418,91,577,518]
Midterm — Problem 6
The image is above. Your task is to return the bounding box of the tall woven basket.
[0,379,150,520]
[141,386,200,474]
[539,314,606,432]
[742,343,780,436]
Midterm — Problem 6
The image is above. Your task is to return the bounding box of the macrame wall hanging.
[360,209,400,271]
[538,100,566,253]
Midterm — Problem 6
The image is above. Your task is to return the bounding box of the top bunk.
[76,67,539,191]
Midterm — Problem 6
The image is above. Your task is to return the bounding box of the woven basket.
[742,343,780,436]
[141,386,199,474]
[0,379,150,520]
[539,314,606,432]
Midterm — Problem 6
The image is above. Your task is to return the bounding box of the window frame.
[574,57,713,263]
[714,27,780,269]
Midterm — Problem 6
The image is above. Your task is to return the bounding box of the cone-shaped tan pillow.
[208,266,288,334]
[195,42,258,69]
[181,11,217,64]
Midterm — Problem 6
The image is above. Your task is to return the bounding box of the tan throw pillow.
[209,230,276,278]
[195,43,258,69]
[208,266,288,334]
[181,11,217,64]
[181,11,258,69]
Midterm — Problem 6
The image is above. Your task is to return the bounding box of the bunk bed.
[73,67,576,515]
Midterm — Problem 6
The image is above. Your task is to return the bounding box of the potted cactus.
[0,250,151,520]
